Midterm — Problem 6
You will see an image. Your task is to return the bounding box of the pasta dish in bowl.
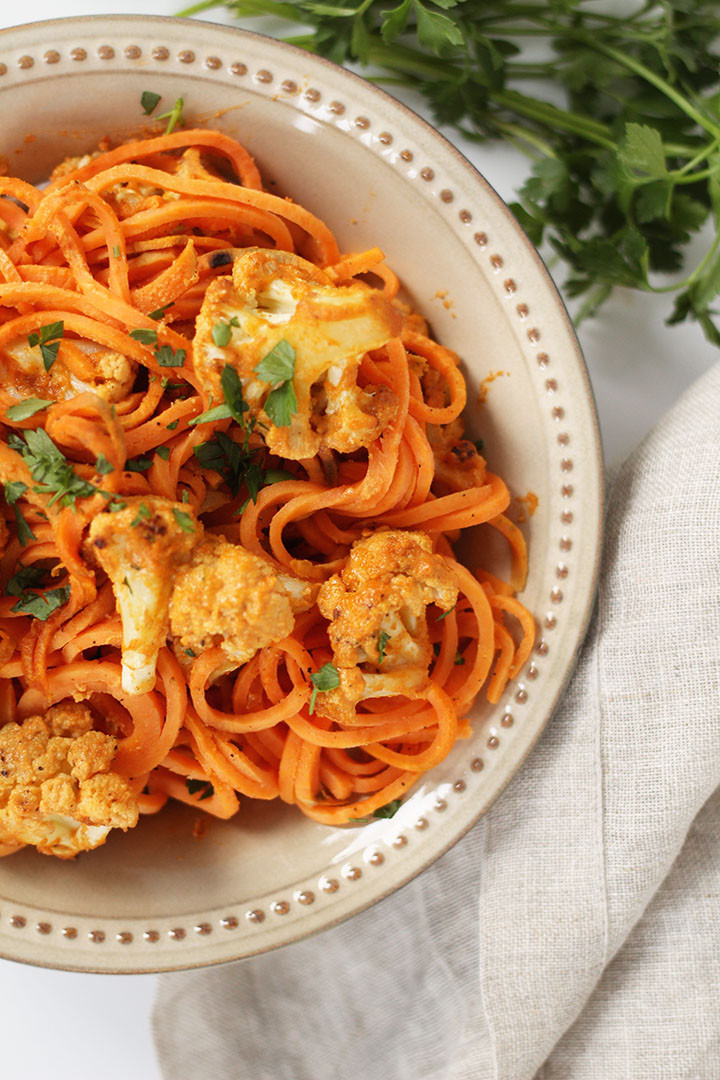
[0,15,601,972]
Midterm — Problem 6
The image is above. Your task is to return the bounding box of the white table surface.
[0,3,716,1078]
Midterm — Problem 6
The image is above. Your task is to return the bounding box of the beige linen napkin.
[153,362,720,1080]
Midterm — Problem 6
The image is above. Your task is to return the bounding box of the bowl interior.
[0,16,602,971]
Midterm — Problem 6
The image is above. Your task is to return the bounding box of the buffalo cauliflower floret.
[169,535,317,667]
[193,247,400,460]
[316,530,459,721]
[2,337,136,404]
[0,702,139,859]
[87,496,203,695]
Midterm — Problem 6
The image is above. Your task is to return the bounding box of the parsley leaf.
[436,602,456,621]
[377,629,389,665]
[173,507,195,533]
[156,96,184,135]
[12,428,96,508]
[125,455,153,473]
[166,419,179,430]
[264,380,297,428]
[373,798,403,819]
[11,585,70,621]
[95,454,114,475]
[148,302,174,321]
[155,344,186,368]
[254,339,296,384]
[130,503,150,527]
[309,662,340,715]
[5,398,53,422]
[155,446,170,461]
[28,321,64,373]
[4,480,35,546]
[141,90,161,115]
[212,319,238,347]
[5,564,46,597]
[129,328,158,345]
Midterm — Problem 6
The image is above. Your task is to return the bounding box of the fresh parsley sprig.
[309,662,340,715]
[189,0,720,345]
[8,429,96,509]
[254,340,298,427]
[28,321,63,373]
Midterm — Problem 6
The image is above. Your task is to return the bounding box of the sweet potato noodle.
[0,127,534,847]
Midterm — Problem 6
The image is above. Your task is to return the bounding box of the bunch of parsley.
[181,0,720,344]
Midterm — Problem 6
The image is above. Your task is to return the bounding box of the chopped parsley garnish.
[125,455,152,473]
[377,630,390,666]
[309,662,340,715]
[11,585,70,621]
[184,648,197,658]
[155,344,186,368]
[155,446,170,461]
[112,244,121,260]
[28,321,64,373]
[140,90,162,115]
[5,563,46,597]
[95,454,114,475]
[211,317,239,348]
[185,777,214,801]
[454,652,466,666]
[5,398,53,422]
[156,96,184,135]
[108,501,127,513]
[263,468,295,485]
[129,328,158,345]
[130,503,150,528]
[173,508,195,533]
[473,438,484,454]
[373,798,403,819]
[436,602,457,621]
[8,428,96,508]
[254,340,297,428]
[4,480,35,546]
[166,419,179,431]
[148,302,174,321]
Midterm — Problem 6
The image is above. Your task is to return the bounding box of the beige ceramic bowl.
[0,15,602,972]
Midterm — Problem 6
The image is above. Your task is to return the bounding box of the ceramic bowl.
[0,14,602,972]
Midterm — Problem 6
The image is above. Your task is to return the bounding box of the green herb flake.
[377,629,390,666]
[454,652,466,666]
[11,427,96,508]
[436,602,457,621]
[5,398,53,422]
[123,575,132,593]
[28,321,64,373]
[4,480,35,546]
[184,648,197,658]
[254,339,295,385]
[156,96,184,135]
[309,662,340,715]
[166,419,179,431]
[155,446,170,461]
[130,503,151,528]
[173,507,195,533]
[125,455,153,473]
[5,563,46,598]
[95,454,114,475]
[155,344,186,368]
[11,585,70,621]
[140,90,162,115]
[264,380,298,428]
[112,244,121,259]
[185,777,214,801]
[212,320,233,348]
[373,798,403,820]
[148,302,174,321]
[129,328,158,345]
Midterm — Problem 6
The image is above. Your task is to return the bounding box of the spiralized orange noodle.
[0,125,534,858]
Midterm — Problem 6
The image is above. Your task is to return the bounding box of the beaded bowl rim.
[0,14,603,973]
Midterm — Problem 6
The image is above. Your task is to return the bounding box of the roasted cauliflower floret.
[0,702,138,859]
[316,530,459,720]
[193,247,401,459]
[3,337,137,404]
[88,496,203,695]
[169,535,316,667]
